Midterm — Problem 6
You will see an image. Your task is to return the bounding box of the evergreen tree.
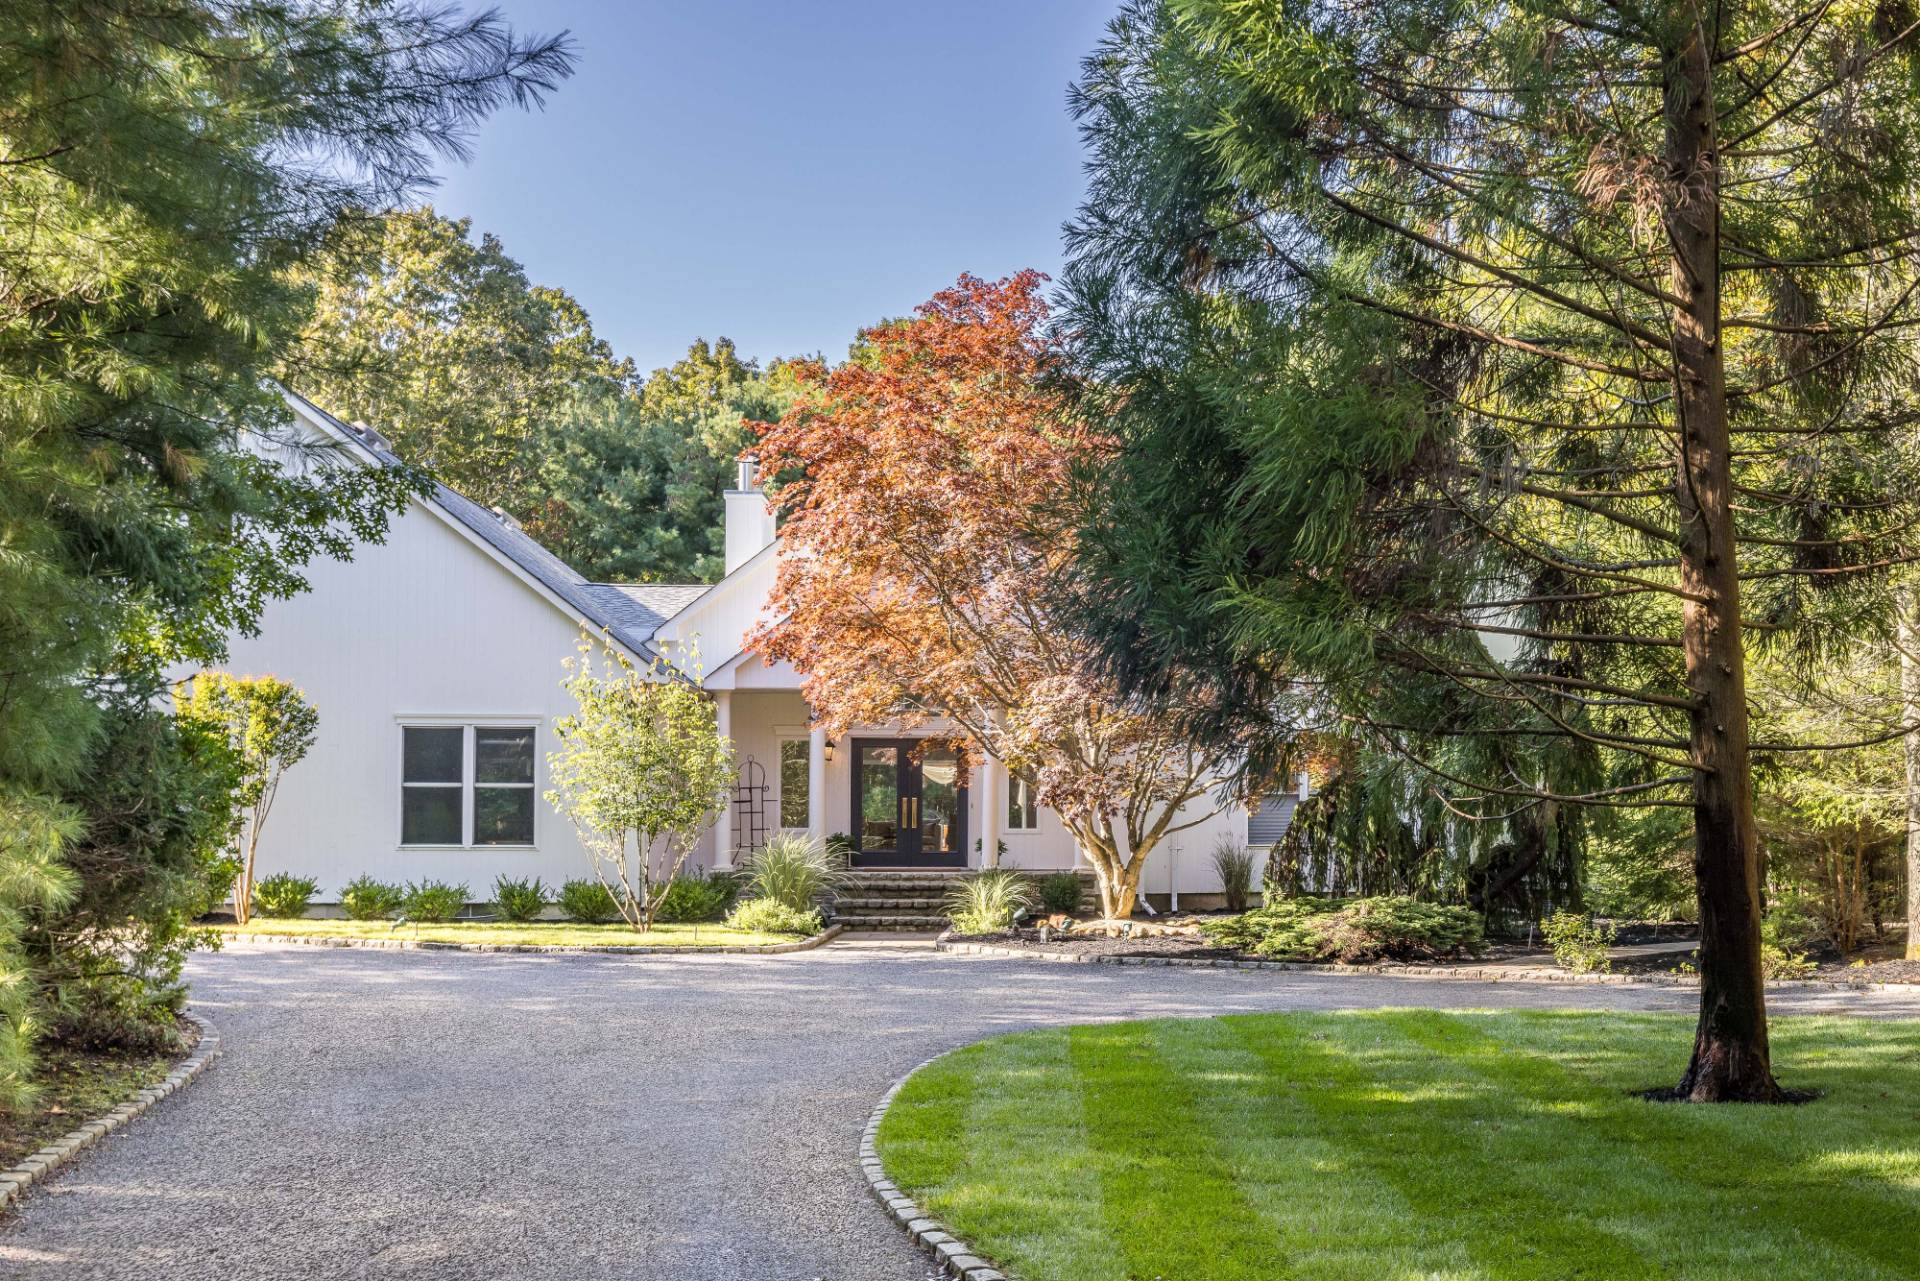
[1062,0,1920,1099]
[0,0,573,1093]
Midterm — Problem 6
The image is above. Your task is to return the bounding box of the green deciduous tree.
[177,675,320,926]
[293,207,633,509]
[0,0,571,1087]
[1062,0,1920,1099]
[546,639,733,930]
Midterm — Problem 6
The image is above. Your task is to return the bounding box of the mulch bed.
[0,1020,198,1170]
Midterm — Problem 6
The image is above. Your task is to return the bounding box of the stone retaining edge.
[861,1057,1009,1281]
[935,938,1913,993]
[217,922,845,955]
[0,1010,221,1216]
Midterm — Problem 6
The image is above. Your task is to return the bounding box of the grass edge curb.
[214,921,846,955]
[934,938,1913,993]
[0,1010,221,1217]
[861,1055,1010,1281]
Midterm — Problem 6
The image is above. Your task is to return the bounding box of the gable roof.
[282,389,705,658]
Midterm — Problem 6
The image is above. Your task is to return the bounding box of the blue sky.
[425,0,1120,374]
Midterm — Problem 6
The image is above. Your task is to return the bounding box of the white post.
[808,725,827,842]
[713,691,733,870]
[977,758,1000,868]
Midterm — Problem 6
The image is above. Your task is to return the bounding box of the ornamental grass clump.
[744,833,844,913]
[1201,896,1482,964]
[1210,838,1257,913]
[946,869,1035,935]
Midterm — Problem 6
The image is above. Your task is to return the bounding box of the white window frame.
[775,732,811,832]
[396,717,540,850]
[1006,771,1040,832]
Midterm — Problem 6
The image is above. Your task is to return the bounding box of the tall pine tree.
[1064,0,1920,1099]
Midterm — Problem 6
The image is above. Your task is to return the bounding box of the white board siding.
[209,493,612,900]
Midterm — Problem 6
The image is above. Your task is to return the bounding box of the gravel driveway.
[5,939,1916,1281]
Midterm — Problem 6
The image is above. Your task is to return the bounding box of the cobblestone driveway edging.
[936,937,1913,993]
[860,1058,1008,1281]
[220,922,845,955]
[0,1011,220,1216]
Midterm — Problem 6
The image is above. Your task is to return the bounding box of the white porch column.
[807,725,827,842]
[977,758,1000,868]
[713,691,734,870]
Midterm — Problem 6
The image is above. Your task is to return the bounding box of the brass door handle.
[910,797,920,828]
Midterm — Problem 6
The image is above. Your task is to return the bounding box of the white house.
[203,392,1301,916]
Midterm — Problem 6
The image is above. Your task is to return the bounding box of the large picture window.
[400,724,536,847]
[779,739,810,829]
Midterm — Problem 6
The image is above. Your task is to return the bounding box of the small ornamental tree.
[751,273,1279,922]
[546,637,732,931]
[177,675,319,925]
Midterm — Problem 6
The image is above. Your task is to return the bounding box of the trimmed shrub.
[340,875,404,921]
[946,869,1034,935]
[491,876,549,923]
[654,871,736,923]
[559,878,619,924]
[1036,871,1084,916]
[727,897,822,936]
[1200,896,1483,964]
[1210,838,1256,913]
[401,879,469,923]
[746,833,845,912]
[251,873,319,919]
[1541,911,1615,974]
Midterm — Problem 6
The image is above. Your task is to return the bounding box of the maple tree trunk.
[1901,583,1920,960]
[1664,27,1781,1103]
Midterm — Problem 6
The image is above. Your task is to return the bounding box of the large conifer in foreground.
[1064,0,1920,1099]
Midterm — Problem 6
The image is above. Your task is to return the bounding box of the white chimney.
[723,456,776,574]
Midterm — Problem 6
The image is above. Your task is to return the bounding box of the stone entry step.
[828,869,1101,932]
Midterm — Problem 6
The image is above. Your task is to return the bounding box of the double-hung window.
[400,723,537,848]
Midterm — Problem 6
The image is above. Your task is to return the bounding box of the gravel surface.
[5,940,1918,1281]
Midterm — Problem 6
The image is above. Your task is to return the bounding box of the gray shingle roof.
[286,390,704,656]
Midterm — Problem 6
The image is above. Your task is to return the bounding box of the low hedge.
[1201,895,1484,964]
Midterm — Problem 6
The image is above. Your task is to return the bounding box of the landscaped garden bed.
[876,1011,1920,1281]
[211,919,818,949]
[0,1023,197,1172]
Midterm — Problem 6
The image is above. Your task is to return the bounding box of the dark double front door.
[851,739,967,867]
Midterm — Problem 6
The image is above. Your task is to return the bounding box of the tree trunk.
[1900,582,1920,960]
[234,816,259,925]
[1664,25,1781,1102]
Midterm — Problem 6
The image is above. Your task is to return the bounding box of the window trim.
[396,718,541,850]
[1005,770,1040,833]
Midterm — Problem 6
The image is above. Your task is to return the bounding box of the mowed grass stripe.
[1069,1019,1289,1280]
[1150,1015,1475,1280]
[880,1031,1128,1281]
[1223,1011,1661,1281]
[1389,1011,1920,1281]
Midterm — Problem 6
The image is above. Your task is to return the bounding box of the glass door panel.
[918,748,961,857]
[857,745,901,857]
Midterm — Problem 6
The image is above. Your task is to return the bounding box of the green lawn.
[212,918,809,948]
[877,1011,1920,1281]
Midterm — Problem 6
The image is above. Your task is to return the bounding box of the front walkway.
[3,942,1913,1280]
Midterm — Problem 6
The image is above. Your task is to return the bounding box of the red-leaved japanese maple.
[751,272,1251,921]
